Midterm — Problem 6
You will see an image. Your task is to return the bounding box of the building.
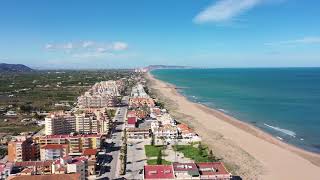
[82,148,97,159]
[144,165,174,180]
[157,113,175,126]
[13,160,54,175]
[131,84,149,98]
[127,128,150,139]
[8,138,39,162]
[77,93,116,108]
[177,124,200,141]
[45,112,76,135]
[153,124,178,139]
[7,174,81,180]
[7,156,90,180]
[36,134,101,155]
[172,162,200,179]
[127,116,137,128]
[65,157,88,180]
[40,144,69,161]
[77,80,120,108]
[0,162,13,179]
[129,97,155,108]
[75,112,98,134]
[196,162,232,180]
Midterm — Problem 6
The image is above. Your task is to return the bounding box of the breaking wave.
[264,123,296,137]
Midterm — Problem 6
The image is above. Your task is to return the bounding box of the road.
[123,139,148,179]
[97,96,128,180]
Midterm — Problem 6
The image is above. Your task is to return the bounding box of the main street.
[97,96,128,180]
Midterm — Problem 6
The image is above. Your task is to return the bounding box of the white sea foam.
[218,108,228,113]
[264,123,296,137]
[276,136,283,140]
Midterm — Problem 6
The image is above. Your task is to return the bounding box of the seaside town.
[0,71,233,180]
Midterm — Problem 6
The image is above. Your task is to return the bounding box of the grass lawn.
[144,145,165,157]
[147,159,171,165]
[173,145,209,162]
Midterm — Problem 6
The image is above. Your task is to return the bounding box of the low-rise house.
[127,117,137,128]
[127,128,150,139]
[0,162,13,179]
[144,165,174,180]
[129,97,155,108]
[173,162,200,179]
[153,124,178,139]
[157,113,176,126]
[196,162,232,180]
[7,173,81,180]
[177,124,200,141]
[13,160,54,175]
[82,148,97,159]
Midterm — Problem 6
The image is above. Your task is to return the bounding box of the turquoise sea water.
[151,68,320,153]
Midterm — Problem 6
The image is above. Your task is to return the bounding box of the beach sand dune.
[146,72,320,180]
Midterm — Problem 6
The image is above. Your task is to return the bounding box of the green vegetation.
[151,134,155,146]
[173,144,219,162]
[144,145,165,157]
[147,159,171,165]
[106,109,116,119]
[0,70,136,135]
[157,148,162,164]
[0,148,7,159]
[0,123,44,134]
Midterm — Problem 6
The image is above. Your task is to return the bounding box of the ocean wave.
[218,108,229,114]
[264,123,296,137]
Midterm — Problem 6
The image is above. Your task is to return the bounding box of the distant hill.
[146,65,191,71]
[0,63,34,73]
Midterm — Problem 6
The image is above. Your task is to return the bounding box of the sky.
[0,0,320,69]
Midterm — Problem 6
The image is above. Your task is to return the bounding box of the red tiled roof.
[144,165,174,179]
[42,144,67,149]
[196,162,230,176]
[127,117,137,125]
[127,111,136,117]
[15,161,53,167]
[82,148,97,156]
[44,134,101,139]
[173,162,198,171]
[7,173,81,180]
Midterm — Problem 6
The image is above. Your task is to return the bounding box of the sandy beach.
[146,72,320,180]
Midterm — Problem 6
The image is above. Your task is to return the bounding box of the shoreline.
[146,71,320,180]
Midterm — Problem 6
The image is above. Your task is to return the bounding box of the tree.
[157,149,162,165]
[198,142,204,156]
[208,150,216,162]
[151,134,155,146]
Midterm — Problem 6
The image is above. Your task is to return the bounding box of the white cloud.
[45,43,54,50]
[82,41,95,48]
[112,42,128,51]
[265,36,320,46]
[193,0,263,24]
[44,41,129,59]
[72,52,111,59]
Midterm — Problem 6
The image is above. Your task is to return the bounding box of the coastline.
[146,71,320,180]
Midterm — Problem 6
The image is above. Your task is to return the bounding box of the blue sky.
[0,0,320,69]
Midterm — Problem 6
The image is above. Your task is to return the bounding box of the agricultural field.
[0,70,135,135]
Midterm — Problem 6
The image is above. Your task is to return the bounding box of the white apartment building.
[77,80,120,108]
[45,113,76,135]
[131,83,149,98]
[76,112,98,134]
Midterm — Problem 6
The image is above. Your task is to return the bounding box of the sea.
[151,68,320,153]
